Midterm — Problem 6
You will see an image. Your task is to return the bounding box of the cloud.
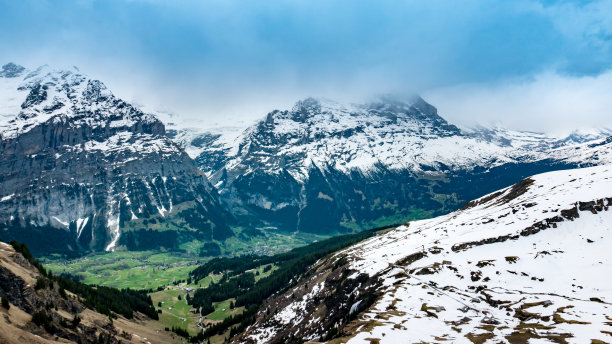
[0,0,611,130]
[423,70,612,134]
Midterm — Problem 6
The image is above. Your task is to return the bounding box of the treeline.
[199,242,221,257]
[56,278,157,319]
[191,273,255,311]
[9,241,158,320]
[191,224,393,281]
[191,254,261,280]
[188,224,394,341]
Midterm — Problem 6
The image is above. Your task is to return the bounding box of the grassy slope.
[41,250,199,290]
[148,273,252,337]
[151,288,200,335]
[207,299,245,321]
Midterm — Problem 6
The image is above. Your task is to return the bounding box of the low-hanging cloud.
[0,0,611,131]
[424,70,612,135]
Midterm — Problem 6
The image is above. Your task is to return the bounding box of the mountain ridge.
[2,61,612,255]
[175,96,612,234]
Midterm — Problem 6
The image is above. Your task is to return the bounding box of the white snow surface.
[337,164,612,343]
[248,164,612,343]
[0,64,158,139]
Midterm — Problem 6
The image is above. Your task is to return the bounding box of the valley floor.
[38,230,321,340]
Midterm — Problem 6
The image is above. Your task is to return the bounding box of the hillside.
[0,240,179,344]
[237,164,612,343]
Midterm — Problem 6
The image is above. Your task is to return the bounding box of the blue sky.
[1,0,611,132]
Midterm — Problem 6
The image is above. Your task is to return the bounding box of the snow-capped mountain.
[179,97,612,234]
[464,125,612,150]
[238,164,612,343]
[0,63,232,255]
[2,61,610,255]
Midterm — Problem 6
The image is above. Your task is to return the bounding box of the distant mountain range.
[1,62,611,255]
[173,96,612,234]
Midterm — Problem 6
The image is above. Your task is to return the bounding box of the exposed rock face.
[181,97,612,234]
[0,64,232,255]
[238,164,612,343]
[0,63,25,78]
[212,97,466,233]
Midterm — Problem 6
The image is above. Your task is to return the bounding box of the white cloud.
[423,70,612,135]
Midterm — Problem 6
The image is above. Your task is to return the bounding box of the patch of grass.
[41,250,201,290]
[205,298,245,321]
[505,321,572,343]
[207,328,232,344]
[151,288,200,336]
[249,263,278,282]
[505,256,519,264]
[553,305,591,325]
[466,331,495,344]
[197,274,222,288]
[476,260,495,268]
[553,313,590,325]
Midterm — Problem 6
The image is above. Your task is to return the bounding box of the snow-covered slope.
[0,63,232,254]
[240,164,612,343]
[184,96,612,234]
[165,125,246,178]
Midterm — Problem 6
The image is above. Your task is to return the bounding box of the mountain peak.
[0,63,25,78]
[292,97,321,113]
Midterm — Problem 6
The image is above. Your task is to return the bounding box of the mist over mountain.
[2,62,612,257]
[170,94,612,235]
[0,56,611,343]
[2,1,612,342]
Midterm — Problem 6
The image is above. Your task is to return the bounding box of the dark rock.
[0,63,25,78]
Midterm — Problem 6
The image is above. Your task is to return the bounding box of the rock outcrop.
[0,241,176,344]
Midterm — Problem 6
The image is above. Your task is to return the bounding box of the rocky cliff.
[0,63,232,255]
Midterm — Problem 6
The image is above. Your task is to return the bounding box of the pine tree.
[1,297,10,310]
